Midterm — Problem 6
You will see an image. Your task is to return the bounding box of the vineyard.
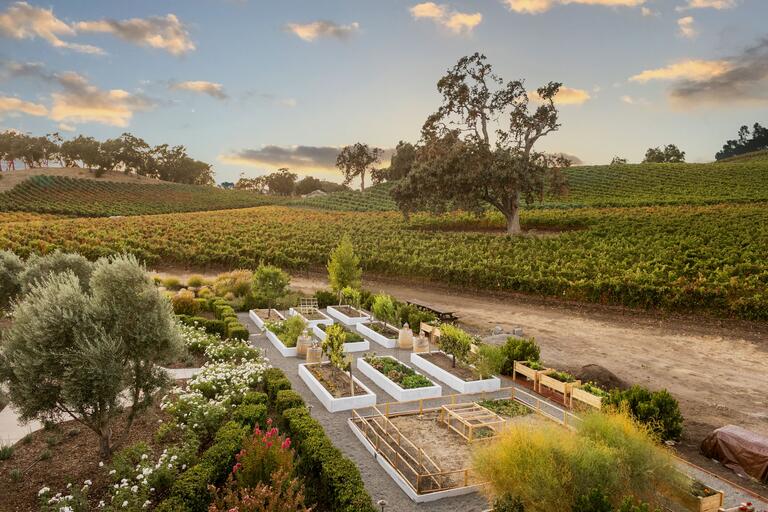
[0,175,286,216]
[293,161,768,212]
[2,204,766,320]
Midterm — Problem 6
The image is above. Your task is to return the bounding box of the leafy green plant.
[603,386,684,442]
[0,444,13,460]
[472,344,505,379]
[371,293,397,325]
[327,234,362,302]
[438,323,474,367]
[340,286,361,308]
[546,369,576,383]
[363,354,433,389]
[500,337,541,375]
[265,315,306,347]
[252,264,290,316]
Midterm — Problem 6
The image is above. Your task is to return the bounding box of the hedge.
[275,389,305,414]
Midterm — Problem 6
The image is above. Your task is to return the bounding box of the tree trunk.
[349,368,354,396]
[452,353,456,368]
[99,427,112,459]
[360,172,366,192]
[505,206,522,236]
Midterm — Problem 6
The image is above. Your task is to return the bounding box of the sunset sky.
[1,0,766,184]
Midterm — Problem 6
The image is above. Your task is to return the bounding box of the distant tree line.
[229,168,350,196]
[716,122,768,160]
[0,130,214,185]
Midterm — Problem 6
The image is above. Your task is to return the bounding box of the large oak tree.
[392,53,569,235]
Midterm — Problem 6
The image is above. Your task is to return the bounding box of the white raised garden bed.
[410,351,500,394]
[356,321,399,349]
[311,324,370,352]
[264,328,297,357]
[326,305,372,326]
[358,356,442,402]
[248,309,285,330]
[299,363,377,412]
[288,307,333,327]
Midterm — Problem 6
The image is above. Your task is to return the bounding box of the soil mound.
[575,364,627,390]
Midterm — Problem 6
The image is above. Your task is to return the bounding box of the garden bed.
[681,481,725,512]
[570,384,606,410]
[248,308,285,330]
[512,360,548,391]
[410,351,500,394]
[358,355,441,401]
[312,323,370,352]
[299,362,377,412]
[288,307,333,327]
[357,321,399,348]
[539,370,580,404]
[265,327,298,357]
[326,305,372,326]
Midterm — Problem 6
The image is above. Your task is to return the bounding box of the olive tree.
[19,250,93,294]
[0,254,180,458]
[321,324,353,395]
[0,250,24,308]
[391,53,569,235]
[438,324,473,368]
[336,143,382,191]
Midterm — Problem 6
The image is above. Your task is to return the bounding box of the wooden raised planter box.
[681,489,724,512]
[410,351,500,394]
[311,324,370,353]
[512,361,548,391]
[326,305,372,326]
[264,328,297,358]
[357,356,442,402]
[356,321,399,349]
[248,309,285,330]
[570,386,604,410]
[298,362,377,412]
[288,307,333,327]
[538,372,580,402]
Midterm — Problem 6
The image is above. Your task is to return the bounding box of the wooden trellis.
[297,297,319,314]
[438,403,506,442]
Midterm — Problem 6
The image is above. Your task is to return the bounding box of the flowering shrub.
[38,483,89,512]
[177,322,219,354]
[204,337,261,362]
[209,419,310,512]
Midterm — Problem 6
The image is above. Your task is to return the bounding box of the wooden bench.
[406,299,458,322]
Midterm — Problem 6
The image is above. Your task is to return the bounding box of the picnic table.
[406,299,457,322]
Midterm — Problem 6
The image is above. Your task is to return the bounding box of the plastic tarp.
[700,425,768,483]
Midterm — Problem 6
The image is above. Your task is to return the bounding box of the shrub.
[493,495,525,512]
[186,274,206,288]
[275,389,305,413]
[242,391,268,406]
[264,315,306,347]
[267,378,292,402]
[281,407,376,512]
[474,412,683,512]
[226,323,249,341]
[162,276,182,290]
[397,303,437,330]
[19,250,93,294]
[0,444,13,460]
[252,264,290,312]
[214,270,253,298]
[371,293,397,325]
[439,323,474,367]
[603,386,684,442]
[314,289,336,309]
[0,250,24,308]
[232,403,267,428]
[472,344,505,379]
[500,337,541,375]
[340,286,361,307]
[327,235,362,302]
[172,289,200,316]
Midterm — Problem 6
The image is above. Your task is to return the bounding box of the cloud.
[677,0,738,11]
[533,86,591,105]
[668,38,768,106]
[222,145,395,172]
[620,95,650,105]
[57,122,76,132]
[0,2,103,54]
[502,0,646,14]
[677,16,697,39]
[171,80,228,99]
[641,6,659,16]
[284,20,359,42]
[50,72,154,127]
[410,3,482,34]
[75,14,194,55]
[0,95,48,117]
[629,59,732,82]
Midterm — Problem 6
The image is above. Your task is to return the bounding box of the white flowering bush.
[177,322,219,353]
[204,337,261,362]
[38,482,89,512]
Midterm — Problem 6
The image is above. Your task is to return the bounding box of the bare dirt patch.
[0,402,170,512]
[420,352,481,381]
[308,363,367,398]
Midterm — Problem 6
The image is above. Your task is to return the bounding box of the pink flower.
[281,438,291,450]
[232,463,242,474]
[266,418,272,426]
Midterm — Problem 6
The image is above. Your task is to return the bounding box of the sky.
[0,0,767,185]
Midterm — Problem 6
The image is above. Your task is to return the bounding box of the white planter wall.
[357,356,442,401]
[410,351,501,394]
[265,329,297,357]
[312,324,370,352]
[299,363,377,412]
[248,309,285,330]
[356,322,398,349]
[326,305,372,326]
[288,307,333,327]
